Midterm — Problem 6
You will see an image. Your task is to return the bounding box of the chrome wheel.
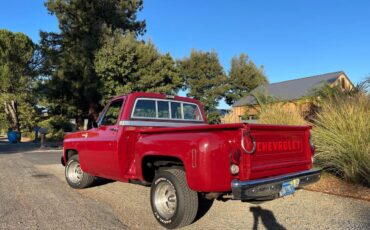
[67,161,83,184]
[150,169,199,228]
[154,180,177,219]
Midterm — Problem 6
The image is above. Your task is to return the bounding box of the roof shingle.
[233,71,344,106]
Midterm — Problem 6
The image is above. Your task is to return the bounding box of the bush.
[22,131,35,140]
[257,103,308,126]
[312,94,370,186]
[38,116,73,141]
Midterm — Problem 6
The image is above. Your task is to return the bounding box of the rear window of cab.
[132,99,203,121]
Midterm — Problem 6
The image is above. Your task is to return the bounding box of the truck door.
[79,99,124,179]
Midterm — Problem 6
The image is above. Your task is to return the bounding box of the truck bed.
[135,123,313,190]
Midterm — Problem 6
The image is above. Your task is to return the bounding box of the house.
[221,71,354,123]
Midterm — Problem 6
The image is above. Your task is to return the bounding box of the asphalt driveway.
[0,142,369,229]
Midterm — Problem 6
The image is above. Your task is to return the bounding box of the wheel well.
[142,156,184,183]
[65,149,78,162]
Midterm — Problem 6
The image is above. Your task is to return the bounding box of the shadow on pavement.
[0,141,39,154]
[0,136,61,154]
[91,177,116,187]
[250,206,286,230]
[193,194,215,223]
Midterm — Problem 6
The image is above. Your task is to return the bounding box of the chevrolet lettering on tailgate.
[257,140,302,152]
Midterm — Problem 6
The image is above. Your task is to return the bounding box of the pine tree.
[95,33,182,102]
[178,50,227,124]
[0,29,38,133]
[40,0,146,127]
[225,54,267,105]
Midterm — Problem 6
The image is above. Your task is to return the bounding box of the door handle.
[82,133,88,138]
[110,128,118,132]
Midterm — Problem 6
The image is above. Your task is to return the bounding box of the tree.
[225,54,267,105]
[40,0,146,127]
[95,33,182,101]
[0,110,6,133]
[178,50,227,124]
[0,29,38,133]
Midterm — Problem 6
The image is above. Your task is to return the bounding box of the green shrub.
[38,116,73,141]
[312,94,370,186]
[22,131,35,140]
[258,104,308,126]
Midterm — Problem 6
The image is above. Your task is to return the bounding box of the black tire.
[150,169,199,229]
[65,155,95,189]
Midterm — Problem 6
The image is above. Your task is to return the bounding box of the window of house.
[249,115,258,120]
[341,78,346,89]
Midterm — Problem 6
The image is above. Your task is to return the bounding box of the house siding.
[221,73,353,124]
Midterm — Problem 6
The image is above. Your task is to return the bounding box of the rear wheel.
[65,155,94,189]
[150,169,198,229]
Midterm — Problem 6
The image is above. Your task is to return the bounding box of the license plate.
[279,179,300,197]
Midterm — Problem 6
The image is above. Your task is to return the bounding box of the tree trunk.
[4,100,20,132]
[86,101,100,130]
[76,107,84,130]
[74,101,100,130]
[89,101,99,120]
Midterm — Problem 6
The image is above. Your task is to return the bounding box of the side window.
[158,101,170,118]
[171,102,182,119]
[101,100,123,126]
[133,100,156,118]
[183,103,202,120]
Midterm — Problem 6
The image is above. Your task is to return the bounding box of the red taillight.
[230,149,241,164]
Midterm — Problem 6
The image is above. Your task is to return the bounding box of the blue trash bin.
[7,131,18,143]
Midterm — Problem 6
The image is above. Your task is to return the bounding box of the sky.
[1,0,370,109]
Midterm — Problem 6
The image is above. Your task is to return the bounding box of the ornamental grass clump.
[312,94,370,186]
[258,104,308,126]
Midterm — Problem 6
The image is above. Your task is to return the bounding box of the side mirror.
[92,121,99,128]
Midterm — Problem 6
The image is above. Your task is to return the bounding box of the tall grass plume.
[312,94,370,186]
[258,104,308,126]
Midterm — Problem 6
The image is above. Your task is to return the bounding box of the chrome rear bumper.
[231,168,321,200]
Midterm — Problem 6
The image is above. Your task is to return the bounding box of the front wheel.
[65,155,95,189]
[150,169,199,229]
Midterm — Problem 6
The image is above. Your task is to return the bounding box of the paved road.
[0,143,369,230]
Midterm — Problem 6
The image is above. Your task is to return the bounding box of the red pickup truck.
[61,92,321,229]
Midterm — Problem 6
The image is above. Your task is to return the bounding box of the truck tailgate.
[240,124,312,180]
